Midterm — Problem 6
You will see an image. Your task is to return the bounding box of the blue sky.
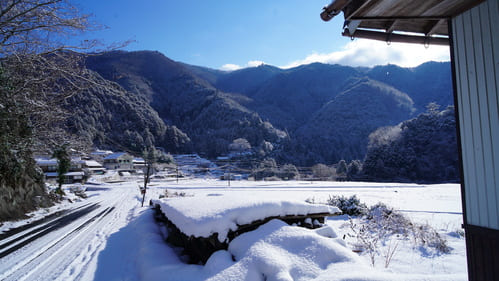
[73,0,450,70]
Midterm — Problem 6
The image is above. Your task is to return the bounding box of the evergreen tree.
[52,144,70,195]
[336,160,348,176]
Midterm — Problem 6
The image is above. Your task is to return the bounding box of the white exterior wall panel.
[452,0,499,230]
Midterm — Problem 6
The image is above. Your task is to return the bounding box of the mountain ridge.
[75,50,452,165]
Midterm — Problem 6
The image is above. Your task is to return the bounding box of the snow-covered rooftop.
[133,158,145,163]
[104,152,129,160]
[90,149,113,155]
[36,158,57,165]
[152,194,340,242]
[84,160,103,167]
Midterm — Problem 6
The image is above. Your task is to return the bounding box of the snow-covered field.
[0,178,466,281]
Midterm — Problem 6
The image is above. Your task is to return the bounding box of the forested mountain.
[84,51,286,157]
[63,71,191,153]
[366,62,453,112]
[289,78,415,165]
[363,105,459,183]
[61,50,454,168]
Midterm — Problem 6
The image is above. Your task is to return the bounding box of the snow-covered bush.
[346,202,451,267]
[161,189,189,198]
[365,203,412,237]
[327,195,367,216]
[412,223,451,254]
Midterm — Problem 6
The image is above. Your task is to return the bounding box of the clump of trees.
[310,160,363,181]
[363,104,459,183]
[250,158,299,180]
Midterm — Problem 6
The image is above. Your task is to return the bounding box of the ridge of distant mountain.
[85,51,287,157]
[287,78,415,164]
[365,61,453,112]
[77,50,452,165]
[64,69,191,153]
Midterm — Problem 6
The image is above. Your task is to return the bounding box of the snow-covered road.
[0,183,140,281]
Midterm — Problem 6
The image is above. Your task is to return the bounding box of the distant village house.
[36,157,86,184]
[103,152,134,171]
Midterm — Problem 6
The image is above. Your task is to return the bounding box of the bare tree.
[0,0,114,220]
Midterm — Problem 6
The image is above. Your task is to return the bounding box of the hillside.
[63,71,191,153]
[363,105,459,183]
[85,51,287,157]
[284,78,416,165]
[366,62,453,113]
[58,50,454,166]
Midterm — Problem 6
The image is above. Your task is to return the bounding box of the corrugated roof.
[321,0,485,44]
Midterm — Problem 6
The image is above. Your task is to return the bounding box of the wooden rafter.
[343,29,449,45]
[385,20,397,33]
[425,19,446,36]
[345,0,378,20]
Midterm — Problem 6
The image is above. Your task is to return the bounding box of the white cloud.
[281,39,450,69]
[220,60,267,71]
[247,60,265,67]
[220,63,242,71]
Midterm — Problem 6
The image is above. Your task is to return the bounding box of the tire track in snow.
[0,202,96,242]
[0,205,112,281]
[0,185,136,281]
[0,203,100,256]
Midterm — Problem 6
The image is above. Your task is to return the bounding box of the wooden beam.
[321,0,352,21]
[343,29,449,45]
[349,15,449,20]
[385,20,397,33]
[346,0,379,20]
[425,19,446,36]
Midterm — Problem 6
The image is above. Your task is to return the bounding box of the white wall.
[452,0,499,230]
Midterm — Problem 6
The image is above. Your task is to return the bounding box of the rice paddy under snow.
[0,178,466,280]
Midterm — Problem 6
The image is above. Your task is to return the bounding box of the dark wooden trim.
[349,16,450,21]
[342,29,449,45]
[463,224,499,281]
[464,224,499,239]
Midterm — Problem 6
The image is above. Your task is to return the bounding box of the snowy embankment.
[0,179,466,281]
[152,195,340,242]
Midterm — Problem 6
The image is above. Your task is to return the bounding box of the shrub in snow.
[348,219,379,267]
[346,202,451,267]
[69,185,87,198]
[412,223,451,254]
[161,189,190,198]
[365,203,412,237]
[327,195,367,216]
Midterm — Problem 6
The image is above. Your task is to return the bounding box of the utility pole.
[228,162,231,187]
[141,148,156,207]
[176,164,179,184]
[141,162,150,207]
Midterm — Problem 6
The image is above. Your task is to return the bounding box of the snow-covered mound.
[152,194,341,242]
[209,219,357,281]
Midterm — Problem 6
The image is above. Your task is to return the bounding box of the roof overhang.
[321,0,485,46]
